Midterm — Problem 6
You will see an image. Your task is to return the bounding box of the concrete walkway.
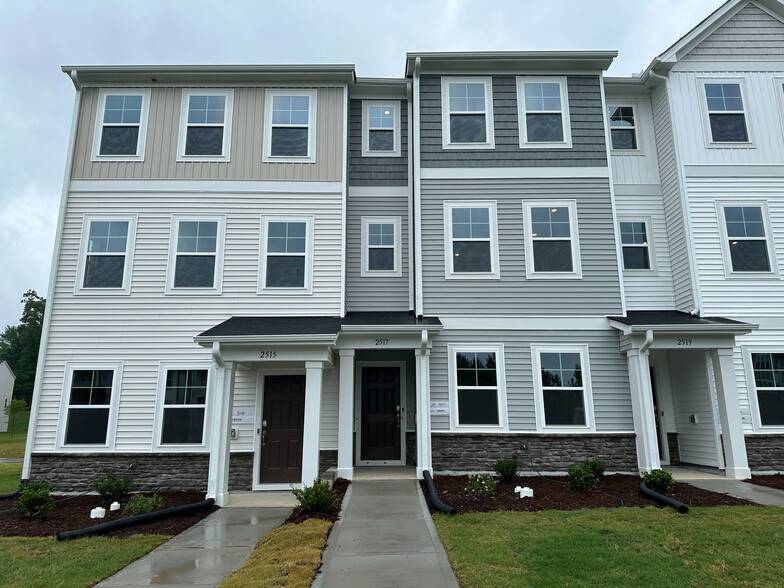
[97,506,291,588]
[314,474,458,588]
[667,466,784,507]
[0,458,22,463]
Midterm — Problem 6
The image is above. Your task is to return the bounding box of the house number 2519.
[677,338,693,346]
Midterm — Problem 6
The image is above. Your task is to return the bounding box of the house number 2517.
[375,338,389,346]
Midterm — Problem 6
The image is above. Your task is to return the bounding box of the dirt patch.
[748,474,784,491]
[421,474,753,514]
[0,491,218,538]
[285,478,350,525]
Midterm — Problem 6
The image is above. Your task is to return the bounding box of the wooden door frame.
[253,368,306,491]
[354,361,406,466]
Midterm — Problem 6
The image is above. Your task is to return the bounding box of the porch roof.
[608,310,757,333]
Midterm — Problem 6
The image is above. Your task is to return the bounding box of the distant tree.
[0,290,45,404]
[4,398,28,437]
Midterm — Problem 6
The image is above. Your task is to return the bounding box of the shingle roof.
[609,310,751,328]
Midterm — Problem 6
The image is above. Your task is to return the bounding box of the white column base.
[336,467,354,480]
[725,466,751,480]
[215,491,230,507]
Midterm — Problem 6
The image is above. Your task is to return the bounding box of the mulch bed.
[748,474,784,491]
[0,491,218,538]
[285,478,349,525]
[421,474,753,514]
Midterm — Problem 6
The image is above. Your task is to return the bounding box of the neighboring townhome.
[0,361,15,433]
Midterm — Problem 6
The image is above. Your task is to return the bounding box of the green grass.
[0,463,22,494]
[0,411,29,459]
[434,506,784,587]
[0,535,170,588]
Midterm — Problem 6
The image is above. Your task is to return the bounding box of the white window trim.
[618,216,657,274]
[153,362,212,452]
[91,88,151,162]
[447,344,508,432]
[258,215,314,295]
[361,216,402,277]
[441,77,495,150]
[443,201,500,280]
[698,78,754,147]
[75,214,137,295]
[607,101,643,154]
[531,344,595,433]
[516,76,572,149]
[262,89,318,163]
[716,201,778,279]
[522,200,583,279]
[176,89,234,162]
[165,215,226,295]
[773,77,784,140]
[361,100,401,157]
[57,362,123,451]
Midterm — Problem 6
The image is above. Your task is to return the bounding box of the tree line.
[0,290,45,405]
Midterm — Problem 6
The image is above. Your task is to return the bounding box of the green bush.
[13,481,54,518]
[583,458,607,481]
[123,494,165,516]
[643,469,676,493]
[292,480,336,514]
[494,454,521,482]
[93,472,133,507]
[567,464,599,491]
[465,473,497,496]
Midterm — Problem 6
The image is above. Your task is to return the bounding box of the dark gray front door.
[260,375,305,483]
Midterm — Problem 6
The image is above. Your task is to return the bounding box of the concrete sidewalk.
[314,477,458,588]
[668,466,784,507]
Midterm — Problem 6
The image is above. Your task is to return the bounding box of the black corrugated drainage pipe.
[0,490,21,500]
[56,498,215,541]
[423,470,456,515]
[639,481,689,514]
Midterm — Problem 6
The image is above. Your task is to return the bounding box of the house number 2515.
[259,350,278,359]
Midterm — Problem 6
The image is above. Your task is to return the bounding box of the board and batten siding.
[606,93,661,185]
[346,188,410,312]
[428,329,633,433]
[348,99,409,186]
[71,86,344,182]
[419,74,608,167]
[420,177,623,316]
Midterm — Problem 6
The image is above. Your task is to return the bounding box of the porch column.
[709,348,751,479]
[415,347,432,477]
[301,361,324,485]
[337,349,355,479]
[626,349,661,473]
[207,361,236,506]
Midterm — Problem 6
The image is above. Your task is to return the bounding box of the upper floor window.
[361,216,402,276]
[76,215,137,294]
[523,201,582,279]
[448,345,508,430]
[619,219,653,271]
[91,89,151,161]
[441,77,495,149]
[443,201,499,279]
[608,105,638,150]
[517,77,572,148]
[259,217,314,294]
[702,81,749,143]
[59,363,122,448]
[166,216,225,294]
[718,203,777,276]
[177,89,233,161]
[362,101,401,157]
[532,346,595,431]
[751,352,784,427]
[263,89,317,163]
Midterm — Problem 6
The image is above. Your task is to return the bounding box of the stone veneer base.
[745,435,784,471]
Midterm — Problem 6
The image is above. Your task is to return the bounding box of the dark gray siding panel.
[420,74,608,167]
[348,99,409,186]
[421,177,623,316]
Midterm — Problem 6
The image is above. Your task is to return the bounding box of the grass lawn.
[435,506,784,587]
[0,463,22,494]
[0,535,169,588]
[0,411,29,459]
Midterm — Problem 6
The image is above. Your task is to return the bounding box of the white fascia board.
[69,179,344,194]
[194,334,338,345]
[619,323,758,334]
[339,324,443,334]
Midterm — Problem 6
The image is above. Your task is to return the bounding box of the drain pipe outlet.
[423,470,456,515]
[639,481,689,514]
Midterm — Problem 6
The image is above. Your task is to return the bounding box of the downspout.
[23,71,82,479]
[640,329,654,354]
[412,57,424,316]
[339,82,349,318]
[407,81,415,311]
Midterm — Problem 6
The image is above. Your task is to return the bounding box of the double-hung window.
[60,363,121,448]
[361,217,402,276]
[159,368,208,446]
[702,81,749,143]
[177,89,233,160]
[76,215,137,294]
[260,217,313,293]
[750,352,784,427]
[517,77,571,147]
[523,201,582,278]
[166,216,225,294]
[619,219,653,270]
[718,203,776,275]
[263,89,317,162]
[607,105,638,150]
[449,345,507,429]
[444,202,499,278]
[532,346,594,431]
[362,101,401,156]
[91,89,151,161]
[441,77,494,148]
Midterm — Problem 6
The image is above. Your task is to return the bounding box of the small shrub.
[123,494,165,516]
[644,469,676,493]
[13,481,54,518]
[567,464,598,491]
[494,454,521,483]
[292,480,336,514]
[93,472,133,506]
[465,473,497,496]
[583,458,607,481]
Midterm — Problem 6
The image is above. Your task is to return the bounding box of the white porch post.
[415,346,432,477]
[301,361,324,485]
[337,350,355,479]
[626,349,661,473]
[709,348,751,479]
[207,361,235,506]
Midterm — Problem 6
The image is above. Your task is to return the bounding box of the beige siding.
[72,86,344,182]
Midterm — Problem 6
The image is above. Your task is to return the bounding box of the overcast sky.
[0,0,725,330]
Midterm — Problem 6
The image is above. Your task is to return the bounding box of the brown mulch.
[0,491,218,538]
[284,478,350,525]
[748,474,784,491]
[421,474,753,514]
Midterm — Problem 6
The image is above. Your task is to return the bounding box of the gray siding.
[348,99,409,186]
[419,74,607,167]
[683,3,784,61]
[428,329,633,433]
[421,177,624,316]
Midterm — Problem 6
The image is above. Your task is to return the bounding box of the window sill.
[258,289,313,296]
[537,426,596,434]
[153,445,209,453]
[176,154,231,163]
[525,272,583,280]
[722,271,780,280]
[90,154,145,163]
[610,148,644,156]
[706,141,756,149]
[165,289,223,296]
[361,151,402,158]
[74,289,132,296]
[262,155,316,164]
[442,142,495,150]
[520,142,573,149]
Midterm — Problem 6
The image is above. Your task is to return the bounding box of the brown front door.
[260,375,305,484]
[361,366,401,461]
